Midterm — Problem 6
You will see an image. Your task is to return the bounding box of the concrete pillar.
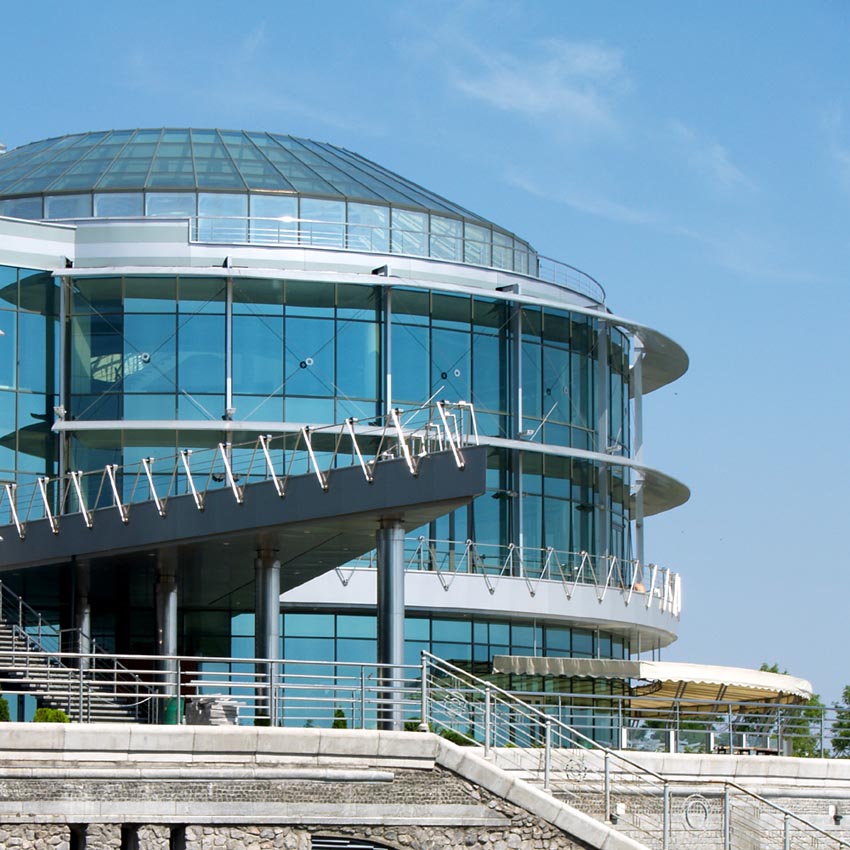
[255,550,281,725]
[74,559,91,670]
[377,518,405,730]
[155,552,178,723]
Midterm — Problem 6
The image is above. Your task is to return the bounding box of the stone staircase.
[0,618,144,722]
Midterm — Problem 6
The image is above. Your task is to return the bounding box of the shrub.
[332,709,348,729]
[33,707,69,723]
[0,696,9,722]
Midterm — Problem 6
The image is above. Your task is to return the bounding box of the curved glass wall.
[66,273,632,565]
[0,264,59,482]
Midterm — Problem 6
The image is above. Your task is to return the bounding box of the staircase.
[0,583,150,723]
[422,652,850,850]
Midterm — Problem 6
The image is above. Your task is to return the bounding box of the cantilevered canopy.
[491,657,813,706]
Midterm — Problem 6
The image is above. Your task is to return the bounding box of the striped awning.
[491,656,813,706]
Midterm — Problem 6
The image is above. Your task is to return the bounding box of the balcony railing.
[184,214,606,303]
[338,536,681,619]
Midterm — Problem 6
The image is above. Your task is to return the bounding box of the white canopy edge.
[491,656,813,702]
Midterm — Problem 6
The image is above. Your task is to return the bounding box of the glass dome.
[0,129,538,275]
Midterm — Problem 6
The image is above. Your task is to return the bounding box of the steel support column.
[595,319,610,563]
[155,552,178,723]
[74,559,91,670]
[377,518,405,730]
[255,550,281,724]
[632,338,646,570]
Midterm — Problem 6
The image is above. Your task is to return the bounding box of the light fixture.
[53,405,66,420]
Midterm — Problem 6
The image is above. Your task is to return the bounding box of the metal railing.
[0,640,844,847]
[181,214,605,303]
[421,650,672,848]
[0,580,151,721]
[0,400,479,540]
[420,653,850,850]
[337,536,681,618]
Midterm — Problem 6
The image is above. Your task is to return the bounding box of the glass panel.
[197,193,248,242]
[18,313,52,393]
[93,193,143,217]
[430,215,463,261]
[0,311,15,387]
[145,193,196,217]
[233,315,284,394]
[335,321,377,400]
[44,194,91,218]
[284,317,335,396]
[391,323,428,404]
[492,230,513,270]
[124,277,176,312]
[0,389,17,470]
[347,202,389,252]
[299,198,344,248]
[178,277,226,313]
[464,222,491,266]
[233,277,284,315]
[249,194,298,243]
[0,197,42,219]
[123,314,177,392]
[431,328,470,401]
[178,315,225,393]
[391,208,427,256]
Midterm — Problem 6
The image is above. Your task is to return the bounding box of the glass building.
[0,130,689,704]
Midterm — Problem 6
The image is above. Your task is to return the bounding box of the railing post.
[783,812,790,850]
[419,653,429,731]
[604,751,611,822]
[820,706,825,757]
[360,666,366,729]
[543,718,552,792]
[723,784,731,850]
[662,782,670,850]
[484,684,492,758]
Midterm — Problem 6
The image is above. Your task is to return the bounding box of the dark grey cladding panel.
[0,448,487,578]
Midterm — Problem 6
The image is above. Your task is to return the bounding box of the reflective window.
[391,208,427,255]
[347,202,388,252]
[430,215,463,261]
[300,198,344,248]
[145,193,196,217]
[93,193,143,217]
[0,197,42,219]
[197,193,248,242]
[233,315,284,394]
[249,194,297,242]
[44,194,91,218]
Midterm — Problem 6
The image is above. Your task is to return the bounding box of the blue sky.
[2,1,849,700]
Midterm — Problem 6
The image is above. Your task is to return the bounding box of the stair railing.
[421,651,672,849]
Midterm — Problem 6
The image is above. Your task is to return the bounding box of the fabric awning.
[491,656,813,707]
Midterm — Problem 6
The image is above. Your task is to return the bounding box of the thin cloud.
[821,106,850,191]
[451,37,629,135]
[507,173,657,226]
[670,121,756,193]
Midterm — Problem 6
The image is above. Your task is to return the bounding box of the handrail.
[340,536,681,618]
[421,650,671,848]
[51,212,606,303]
[0,400,478,539]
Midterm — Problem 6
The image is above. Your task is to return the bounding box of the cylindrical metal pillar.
[377,518,405,730]
[74,559,91,670]
[155,552,179,723]
[255,550,281,724]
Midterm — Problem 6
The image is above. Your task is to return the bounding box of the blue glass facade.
[0,129,689,692]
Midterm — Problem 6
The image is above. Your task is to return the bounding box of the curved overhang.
[53,421,690,517]
[280,567,680,650]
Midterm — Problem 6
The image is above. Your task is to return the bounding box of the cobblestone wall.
[0,768,582,850]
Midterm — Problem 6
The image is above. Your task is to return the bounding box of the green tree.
[760,663,824,757]
[831,686,850,757]
[332,709,348,729]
